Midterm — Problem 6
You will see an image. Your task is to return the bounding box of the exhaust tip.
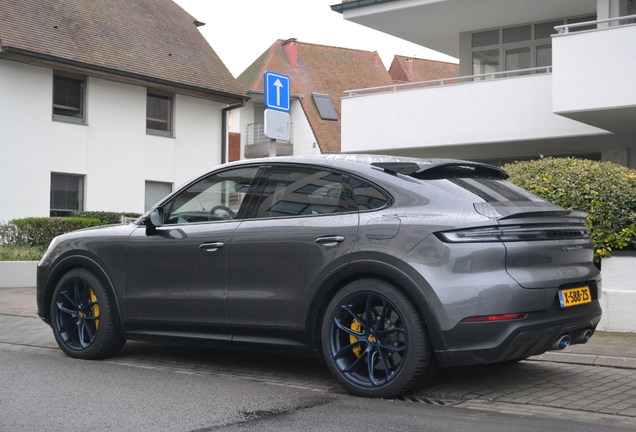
[574,329,594,344]
[550,335,571,351]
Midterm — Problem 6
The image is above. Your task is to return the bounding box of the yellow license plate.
[558,286,591,308]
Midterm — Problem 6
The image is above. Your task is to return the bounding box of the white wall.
[340,74,607,154]
[291,100,320,156]
[0,60,226,222]
[553,24,636,114]
[597,255,636,333]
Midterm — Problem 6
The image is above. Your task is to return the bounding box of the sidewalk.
[2,286,636,369]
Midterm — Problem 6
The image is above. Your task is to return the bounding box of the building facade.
[0,0,246,222]
[332,0,636,169]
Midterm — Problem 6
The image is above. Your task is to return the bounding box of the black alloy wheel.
[51,268,125,359]
[322,279,435,398]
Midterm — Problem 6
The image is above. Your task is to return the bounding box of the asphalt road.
[2,345,633,432]
[2,312,636,431]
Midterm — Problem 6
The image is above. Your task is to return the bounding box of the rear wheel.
[50,268,125,359]
[322,278,435,398]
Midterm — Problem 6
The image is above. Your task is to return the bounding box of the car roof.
[223,154,508,179]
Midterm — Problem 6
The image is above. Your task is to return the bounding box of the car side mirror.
[144,207,164,235]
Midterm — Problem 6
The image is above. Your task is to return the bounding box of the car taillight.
[461,313,527,323]
[436,225,590,243]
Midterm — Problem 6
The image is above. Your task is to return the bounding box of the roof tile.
[0,0,245,101]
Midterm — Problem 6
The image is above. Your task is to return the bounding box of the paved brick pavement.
[2,286,636,429]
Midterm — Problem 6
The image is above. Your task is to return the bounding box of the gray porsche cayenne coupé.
[37,154,601,398]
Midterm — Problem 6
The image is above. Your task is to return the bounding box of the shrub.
[503,157,636,261]
[73,211,141,225]
[3,217,102,249]
[0,212,143,261]
[0,245,44,261]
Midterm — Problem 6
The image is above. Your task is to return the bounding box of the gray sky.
[173,0,457,78]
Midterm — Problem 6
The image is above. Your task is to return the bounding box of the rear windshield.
[447,178,565,219]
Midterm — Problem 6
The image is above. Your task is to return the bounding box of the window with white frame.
[50,173,84,217]
[469,15,596,80]
[146,92,173,136]
[53,72,86,124]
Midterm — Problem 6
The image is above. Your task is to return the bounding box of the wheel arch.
[306,259,445,356]
[41,255,125,333]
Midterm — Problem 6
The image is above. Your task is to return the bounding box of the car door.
[124,166,259,339]
[227,165,359,346]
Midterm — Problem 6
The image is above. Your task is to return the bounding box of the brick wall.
[228,132,241,162]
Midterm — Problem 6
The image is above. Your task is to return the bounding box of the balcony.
[552,15,636,134]
[340,15,636,158]
[244,122,293,159]
[340,69,606,157]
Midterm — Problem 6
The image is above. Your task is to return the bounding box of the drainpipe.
[221,100,247,164]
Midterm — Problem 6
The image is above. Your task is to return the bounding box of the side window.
[50,173,84,217]
[165,167,258,225]
[53,72,86,124]
[349,177,389,211]
[147,92,173,136]
[255,167,352,218]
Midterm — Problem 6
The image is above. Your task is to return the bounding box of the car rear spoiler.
[474,202,588,220]
[371,162,508,180]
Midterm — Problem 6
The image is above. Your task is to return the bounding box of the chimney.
[282,38,298,68]
[406,58,413,72]
[373,51,381,67]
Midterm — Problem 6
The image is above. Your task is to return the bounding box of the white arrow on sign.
[273,79,283,106]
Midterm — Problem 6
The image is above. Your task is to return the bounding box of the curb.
[530,351,636,370]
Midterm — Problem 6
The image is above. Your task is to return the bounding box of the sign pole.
[269,138,276,157]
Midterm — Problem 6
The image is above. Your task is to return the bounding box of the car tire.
[321,278,436,398]
[50,268,125,359]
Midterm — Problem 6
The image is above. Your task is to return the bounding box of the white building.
[332,0,636,169]
[0,0,247,223]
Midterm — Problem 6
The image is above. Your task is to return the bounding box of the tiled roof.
[0,0,245,103]
[389,55,459,84]
[238,39,394,154]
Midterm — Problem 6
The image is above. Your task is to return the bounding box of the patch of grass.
[0,245,45,261]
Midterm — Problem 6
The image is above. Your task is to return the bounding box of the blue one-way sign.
[264,71,290,112]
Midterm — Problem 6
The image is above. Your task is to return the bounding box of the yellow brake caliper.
[350,317,362,357]
[89,288,100,329]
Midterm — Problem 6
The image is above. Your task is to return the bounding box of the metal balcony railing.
[245,122,293,158]
[246,123,294,145]
[555,14,636,34]
[343,13,636,98]
[343,66,553,97]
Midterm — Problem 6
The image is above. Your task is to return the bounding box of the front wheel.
[50,268,125,359]
[321,279,435,398]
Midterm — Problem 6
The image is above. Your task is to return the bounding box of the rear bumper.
[435,300,602,366]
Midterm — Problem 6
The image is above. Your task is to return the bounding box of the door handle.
[315,236,345,247]
[199,242,225,252]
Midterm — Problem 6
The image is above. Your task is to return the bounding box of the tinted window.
[166,167,258,224]
[255,167,351,218]
[349,177,388,211]
[448,178,538,203]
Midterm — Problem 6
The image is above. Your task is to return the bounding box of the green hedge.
[73,211,141,225]
[503,157,636,261]
[1,217,102,249]
[0,212,142,261]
